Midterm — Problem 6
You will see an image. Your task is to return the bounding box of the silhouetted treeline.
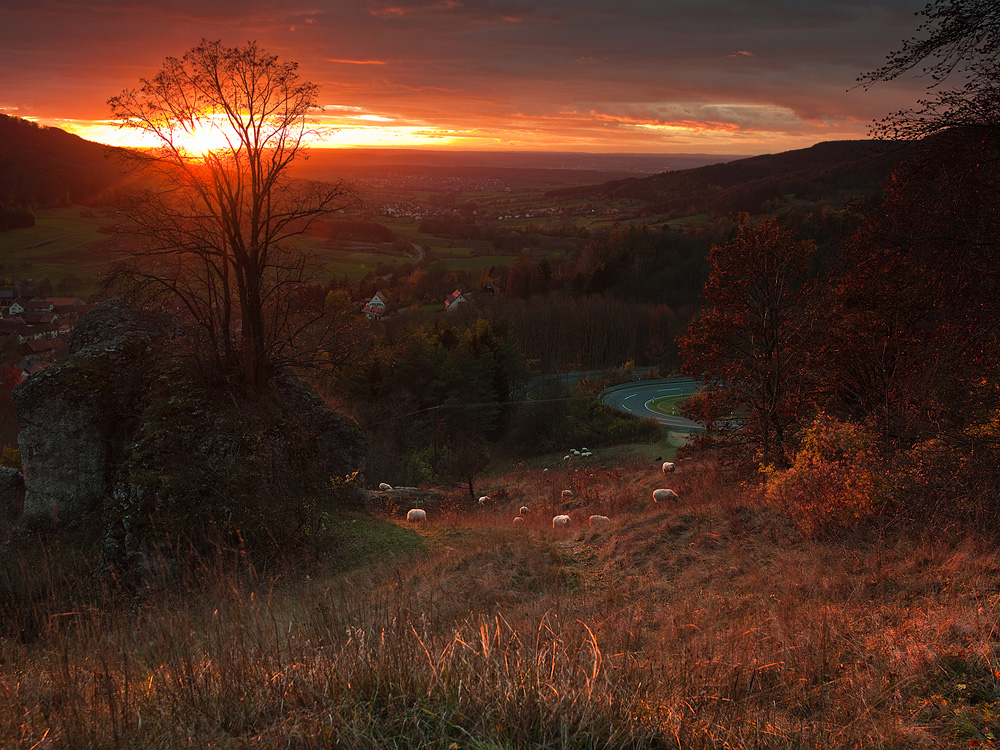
[480,294,684,373]
[0,207,34,230]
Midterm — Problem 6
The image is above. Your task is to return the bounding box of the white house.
[444,289,466,312]
[362,290,389,320]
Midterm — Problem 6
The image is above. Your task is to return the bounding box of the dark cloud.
[1,0,933,152]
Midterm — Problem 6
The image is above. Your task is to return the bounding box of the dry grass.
[3,457,1000,748]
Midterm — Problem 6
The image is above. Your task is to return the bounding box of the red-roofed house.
[24,312,57,327]
[23,298,55,315]
[362,290,389,320]
[444,289,466,312]
[45,297,86,309]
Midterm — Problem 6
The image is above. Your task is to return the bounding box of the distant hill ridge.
[0,115,914,216]
[0,115,133,209]
[547,139,917,216]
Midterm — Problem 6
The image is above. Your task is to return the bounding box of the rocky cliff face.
[12,301,368,546]
[13,301,161,526]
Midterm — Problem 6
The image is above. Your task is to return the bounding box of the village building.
[23,298,55,315]
[362,290,389,320]
[444,289,467,312]
[4,299,26,317]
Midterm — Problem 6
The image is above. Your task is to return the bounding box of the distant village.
[0,281,490,378]
[0,282,93,378]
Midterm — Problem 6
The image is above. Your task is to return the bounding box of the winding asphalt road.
[599,377,703,433]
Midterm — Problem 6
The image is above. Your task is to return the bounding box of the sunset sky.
[1,0,932,155]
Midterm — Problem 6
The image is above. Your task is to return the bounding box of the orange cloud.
[368,1,460,19]
[326,58,387,65]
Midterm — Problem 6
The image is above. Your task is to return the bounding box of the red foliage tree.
[680,215,819,469]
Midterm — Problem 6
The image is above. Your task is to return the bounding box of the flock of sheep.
[392,458,680,529]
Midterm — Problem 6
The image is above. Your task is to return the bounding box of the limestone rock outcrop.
[12,300,368,538]
[272,375,368,509]
[13,300,162,527]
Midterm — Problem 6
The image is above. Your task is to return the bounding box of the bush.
[0,208,34,230]
[763,413,883,536]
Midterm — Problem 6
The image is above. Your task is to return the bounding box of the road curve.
[599,377,703,433]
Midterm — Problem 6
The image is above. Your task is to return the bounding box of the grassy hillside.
[4,453,998,748]
[0,206,114,296]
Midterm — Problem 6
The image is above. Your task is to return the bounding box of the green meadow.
[0,207,112,295]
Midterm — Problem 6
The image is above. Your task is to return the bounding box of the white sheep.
[406,508,426,522]
[379,482,393,491]
[652,488,678,503]
[513,516,525,525]
[570,448,580,456]
[519,505,529,516]
[561,489,574,500]
[552,514,572,528]
[589,514,611,526]
[662,462,675,474]
[478,495,490,506]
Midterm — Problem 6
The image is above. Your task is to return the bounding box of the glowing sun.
[172,117,235,157]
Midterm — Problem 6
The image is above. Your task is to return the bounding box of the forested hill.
[0,115,133,209]
[548,139,918,216]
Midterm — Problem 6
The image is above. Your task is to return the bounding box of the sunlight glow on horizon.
[32,109,836,156]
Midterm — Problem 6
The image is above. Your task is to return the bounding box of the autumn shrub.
[763,413,884,536]
[889,409,1000,531]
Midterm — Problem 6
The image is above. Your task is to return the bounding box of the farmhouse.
[444,289,466,312]
[3,299,26,317]
[362,290,389,320]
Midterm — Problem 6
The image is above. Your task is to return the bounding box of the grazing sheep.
[519,505,529,516]
[662,461,675,474]
[552,514,572,528]
[478,495,490,506]
[652,488,678,503]
[379,482,393,491]
[406,508,426,522]
[561,489,574,500]
[589,514,611,526]
[513,516,525,525]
